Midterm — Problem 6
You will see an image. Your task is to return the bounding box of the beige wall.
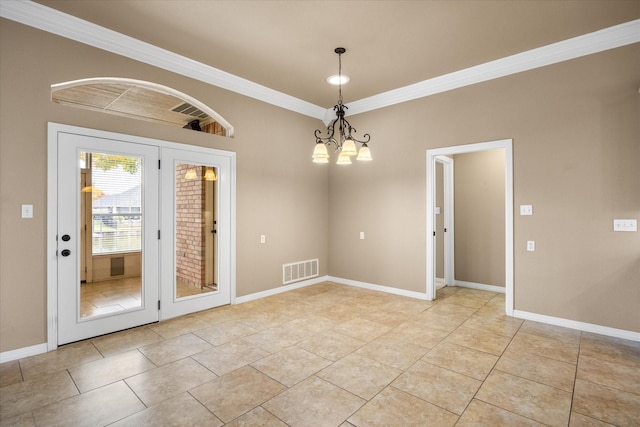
[453,150,505,287]
[328,45,639,332]
[1,18,639,354]
[0,20,328,352]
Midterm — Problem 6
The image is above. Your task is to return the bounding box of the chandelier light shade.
[313,47,372,165]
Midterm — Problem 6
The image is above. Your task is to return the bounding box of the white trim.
[346,20,640,116]
[52,77,235,137]
[47,124,59,351]
[0,0,325,121]
[426,139,514,314]
[1,2,638,120]
[328,276,430,301]
[0,343,48,364]
[454,280,506,294]
[513,310,640,342]
[234,276,328,305]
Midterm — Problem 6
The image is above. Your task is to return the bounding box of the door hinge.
[157,300,161,310]
[433,231,436,237]
[158,230,161,240]
[444,228,447,232]
[158,159,161,169]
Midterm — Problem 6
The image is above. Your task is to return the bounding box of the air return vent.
[283,259,318,285]
[111,257,125,276]
[171,102,209,119]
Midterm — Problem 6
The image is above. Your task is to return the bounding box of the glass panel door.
[81,152,143,318]
[174,164,218,298]
[57,133,159,345]
[161,149,231,319]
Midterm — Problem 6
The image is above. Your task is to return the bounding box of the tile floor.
[1,282,639,426]
[81,277,216,318]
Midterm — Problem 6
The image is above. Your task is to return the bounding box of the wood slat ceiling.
[52,83,219,130]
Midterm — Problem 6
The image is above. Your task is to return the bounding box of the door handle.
[61,249,71,257]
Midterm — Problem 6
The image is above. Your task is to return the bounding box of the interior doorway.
[426,139,514,315]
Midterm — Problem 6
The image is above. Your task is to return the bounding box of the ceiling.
[23,1,640,108]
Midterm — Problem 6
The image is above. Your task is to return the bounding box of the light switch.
[527,240,535,251]
[359,231,365,240]
[613,219,637,232]
[260,234,266,243]
[520,205,533,216]
[21,204,33,219]
[435,207,441,215]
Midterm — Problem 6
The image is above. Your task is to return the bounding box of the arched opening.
[51,78,234,137]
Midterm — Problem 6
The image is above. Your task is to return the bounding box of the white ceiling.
[6,1,640,112]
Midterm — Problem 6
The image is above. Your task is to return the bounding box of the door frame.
[426,139,513,315]
[47,123,236,350]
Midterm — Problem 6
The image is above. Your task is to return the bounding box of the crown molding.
[346,19,640,116]
[0,0,327,120]
[2,2,638,122]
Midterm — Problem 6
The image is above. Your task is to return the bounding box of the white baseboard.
[0,343,48,364]
[513,310,640,342]
[328,276,430,300]
[234,275,328,304]
[455,280,506,294]
[4,280,637,363]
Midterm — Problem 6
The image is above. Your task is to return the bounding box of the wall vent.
[110,257,125,276]
[171,102,209,119]
[283,258,318,285]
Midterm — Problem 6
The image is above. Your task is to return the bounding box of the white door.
[56,132,160,345]
[435,155,455,289]
[160,148,232,319]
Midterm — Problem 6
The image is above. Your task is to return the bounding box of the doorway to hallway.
[426,139,514,315]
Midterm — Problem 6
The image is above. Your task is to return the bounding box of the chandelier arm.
[340,116,371,145]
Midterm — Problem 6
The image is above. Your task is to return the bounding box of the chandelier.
[312,47,372,164]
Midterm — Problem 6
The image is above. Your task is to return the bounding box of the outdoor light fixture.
[312,47,372,164]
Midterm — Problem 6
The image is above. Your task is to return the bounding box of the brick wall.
[175,164,206,287]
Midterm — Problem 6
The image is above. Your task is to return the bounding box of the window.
[82,152,143,254]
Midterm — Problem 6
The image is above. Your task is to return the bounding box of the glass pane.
[80,152,143,318]
[175,163,218,298]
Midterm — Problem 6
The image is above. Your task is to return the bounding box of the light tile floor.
[81,277,216,318]
[1,282,639,426]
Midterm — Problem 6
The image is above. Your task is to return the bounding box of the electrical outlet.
[613,219,637,232]
[527,240,535,251]
[359,231,365,240]
[520,205,533,216]
[260,234,266,244]
[21,204,33,219]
